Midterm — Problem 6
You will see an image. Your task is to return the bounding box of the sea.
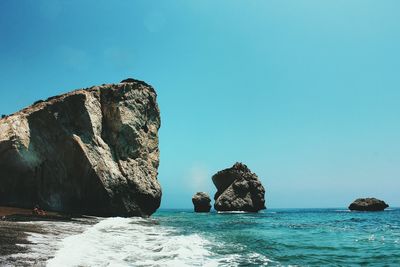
[1,208,400,266]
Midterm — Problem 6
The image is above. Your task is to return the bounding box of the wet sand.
[0,206,73,222]
[0,220,45,257]
[0,207,34,216]
[0,207,52,258]
[0,206,97,266]
[0,206,72,259]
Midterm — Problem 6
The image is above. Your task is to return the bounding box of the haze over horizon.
[1,1,399,209]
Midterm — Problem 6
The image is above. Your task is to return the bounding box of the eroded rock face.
[212,163,266,212]
[349,198,389,211]
[192,192,211,212]
[0,79,161,217]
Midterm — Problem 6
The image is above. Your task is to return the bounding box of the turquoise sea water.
[4,208,400,266]
[154,208,400,266]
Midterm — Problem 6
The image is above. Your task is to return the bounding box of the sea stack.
[212,162,266,212]
[0,79,162,217]
[192,192,212,212]
[349,198,389,211]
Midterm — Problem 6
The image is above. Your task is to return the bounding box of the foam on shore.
[46,217,271,267]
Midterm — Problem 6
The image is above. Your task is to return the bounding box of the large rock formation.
[212,162,266,212]
[349,198,389,211]
[0,79,161,217]
[192,192,211,212]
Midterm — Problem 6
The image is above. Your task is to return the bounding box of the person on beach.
[32,204,46,216]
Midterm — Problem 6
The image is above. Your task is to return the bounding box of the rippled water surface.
[155,208,400,266]
[2,208,400,266]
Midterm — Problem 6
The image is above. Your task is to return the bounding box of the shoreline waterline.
[0,208,399,266]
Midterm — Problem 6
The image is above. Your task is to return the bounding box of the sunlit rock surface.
[0,79,161,217]
[349,198,389,211]
[213,163,266,212]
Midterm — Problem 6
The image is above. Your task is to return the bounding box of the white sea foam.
[217,211,248,214]
[2,219,94,266]
[46,217,217,266]
[46,217,271,267]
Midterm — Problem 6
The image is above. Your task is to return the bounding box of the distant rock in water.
[349,198,389,211]
[192,192,211,212]
[0,80,162,217]
[212,162,266,212]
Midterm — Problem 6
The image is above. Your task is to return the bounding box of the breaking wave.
[46,217,271,267]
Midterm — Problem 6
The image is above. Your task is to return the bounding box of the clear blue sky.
[1,1,399,209]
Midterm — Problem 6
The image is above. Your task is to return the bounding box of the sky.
[0,0,399,209]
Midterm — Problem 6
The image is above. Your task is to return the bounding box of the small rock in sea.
[212,162,266,212]
[192,192,212,212]
[348,198,389,211]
